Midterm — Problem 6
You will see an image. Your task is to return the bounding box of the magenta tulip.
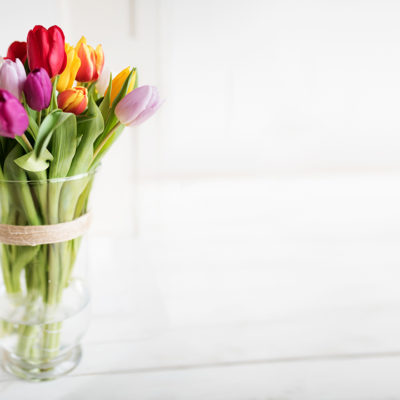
[23,68,52,111]
[0,59,26,101]
[0,90,29,138]
[115,85,162,127]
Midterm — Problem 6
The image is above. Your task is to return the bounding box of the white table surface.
[1,173,400,399]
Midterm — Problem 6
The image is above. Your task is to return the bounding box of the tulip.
[6,41,27,64]
[115,86,162,127]
[96,65,110,96]
[105,67,136,105]
[0,90,29,138]
[0,59,26,101]
[57,43,81,92]
[23,68,52,111]
[57,86,88,115]
[27,25,67,78]
[75,37,104,82]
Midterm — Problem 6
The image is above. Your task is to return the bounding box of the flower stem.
[92,122,121,162]
[37,110,42,126]
[21,134,33,152]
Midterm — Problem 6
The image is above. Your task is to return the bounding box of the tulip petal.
[57,86,88,115]
[130,95,163,126]
[48,26,67,76]
[0,90,28,137]
[23,68,52,111]
[0,59,26,101]
[27,25,66,78]
[6,41,27,64]
[115,85,153,126]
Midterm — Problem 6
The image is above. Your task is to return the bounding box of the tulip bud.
[6,41,27,64]
[23,68,52,111]
[0,90,29,138]
[96,65,110,96]
[27,25,67,78]
[57,43,81,92]
[75,37,104,82]
[105,67,136,105]
[57,86,88,115]
[115,86,162,127]
[0,59,26,101]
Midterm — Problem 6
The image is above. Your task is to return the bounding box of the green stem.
[92,122,121,162]
[41,321,62,361]
[1,245,13,293]
[21,134,33,152]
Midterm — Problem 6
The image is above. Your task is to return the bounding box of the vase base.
[2,345,82,381]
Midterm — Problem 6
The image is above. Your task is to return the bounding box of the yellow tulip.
[57,43,81,92]
[105,67,136,105]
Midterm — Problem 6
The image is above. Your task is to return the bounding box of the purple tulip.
[0,59,26,101]
[115,85,162,127]
[0,90,29,138]
[23,68,52,111]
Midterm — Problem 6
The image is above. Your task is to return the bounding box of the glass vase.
[0,171,96,381]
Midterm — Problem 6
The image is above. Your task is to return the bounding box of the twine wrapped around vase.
[0,213,92,246]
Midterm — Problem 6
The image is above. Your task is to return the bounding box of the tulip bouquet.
[0,25,161,378]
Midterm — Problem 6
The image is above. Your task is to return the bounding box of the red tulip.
[27,25,67,78]
[6,41,27,64]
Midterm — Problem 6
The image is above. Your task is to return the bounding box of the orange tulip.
[75,36,104,82]
[57,86,88,115]
[105,67,136,104]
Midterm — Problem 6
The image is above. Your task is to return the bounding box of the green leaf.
[68,97,104,176]
[94,68,135,150]
[55,99,102,221]
[102,69,135,138]
[133,68,138,89]
[4,146,28,181]
[111,68,136,109]
[26,105,38,122]
[15,136,31,153]
[88,81,97,99]
[99,73,112,121]
[48,76,60,111]
[27,114,39,139]
[4,146,41,225]
[34,110,75,159]
[14,149,54,172]
[49,113,77,179]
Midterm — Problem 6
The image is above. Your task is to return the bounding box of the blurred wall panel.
[0,1,65,49]
[138,0,400,178]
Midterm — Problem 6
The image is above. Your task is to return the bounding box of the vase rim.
[0,168,99,184]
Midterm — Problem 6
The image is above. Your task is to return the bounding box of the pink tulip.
[23,68,52,111]
[115,85,162,127]
[0,90,29,138]
[0,59,26,101]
